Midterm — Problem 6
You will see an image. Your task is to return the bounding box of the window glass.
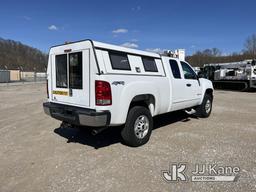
[109,51,131,70]
[142,57,158,72]
[56,54,67,88]
[69,52,82,89]
[169,60,181,79]
[181,61,197,79]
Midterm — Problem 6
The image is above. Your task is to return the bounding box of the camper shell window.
[56,54,68,88]
[55,52,83,89]
[142,57,158,72]
[109,51,131,70]
[69,52,83,89]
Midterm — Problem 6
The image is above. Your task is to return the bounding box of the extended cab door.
[51,49,90,107]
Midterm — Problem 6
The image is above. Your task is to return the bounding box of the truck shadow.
[54,125,122,149]
[54,111,195,149]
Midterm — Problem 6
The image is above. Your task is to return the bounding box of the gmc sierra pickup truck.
[43,39,213,147]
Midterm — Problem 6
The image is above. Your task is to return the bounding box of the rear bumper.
[43,102,110,127]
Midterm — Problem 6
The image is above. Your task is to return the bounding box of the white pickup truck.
[43,39,213,147]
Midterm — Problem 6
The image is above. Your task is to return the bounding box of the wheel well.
[205,89,213,98]
[129,94,155,116]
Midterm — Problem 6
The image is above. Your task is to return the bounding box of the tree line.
[186,34,256,67]
[0,38,47,71]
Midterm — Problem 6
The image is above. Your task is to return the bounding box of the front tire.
[195,94,213,118]
[121,106,153,147]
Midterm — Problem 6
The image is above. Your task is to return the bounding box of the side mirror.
[197,71,204,78]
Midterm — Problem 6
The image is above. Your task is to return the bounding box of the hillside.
[0,38,48,71]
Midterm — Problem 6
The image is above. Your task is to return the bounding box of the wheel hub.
[134,115,149,139]
[205,99,211,114]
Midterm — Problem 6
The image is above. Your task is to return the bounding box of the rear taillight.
[46,79,49,98]
[95,80,112,106]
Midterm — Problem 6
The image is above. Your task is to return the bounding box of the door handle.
[186,83,192,87]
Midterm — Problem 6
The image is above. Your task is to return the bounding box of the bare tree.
[244,33,256,58]
[186,34,256,67]
[0,38,47,71]
[212,48,221,56]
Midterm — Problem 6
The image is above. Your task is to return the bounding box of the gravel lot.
[0,83,255,192]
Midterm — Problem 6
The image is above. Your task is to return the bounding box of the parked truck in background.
[202,60,256,91]
[43,40,214,147]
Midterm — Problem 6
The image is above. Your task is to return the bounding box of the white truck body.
[43,39,213,146]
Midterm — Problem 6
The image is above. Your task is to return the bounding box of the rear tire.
[195,94,213,118]
[121,106,153,147]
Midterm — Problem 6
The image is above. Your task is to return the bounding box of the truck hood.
[199,78,214,90]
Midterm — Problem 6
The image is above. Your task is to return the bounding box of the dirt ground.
[0,83,255,192]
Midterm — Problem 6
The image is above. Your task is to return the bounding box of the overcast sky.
[0,0,255,55]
